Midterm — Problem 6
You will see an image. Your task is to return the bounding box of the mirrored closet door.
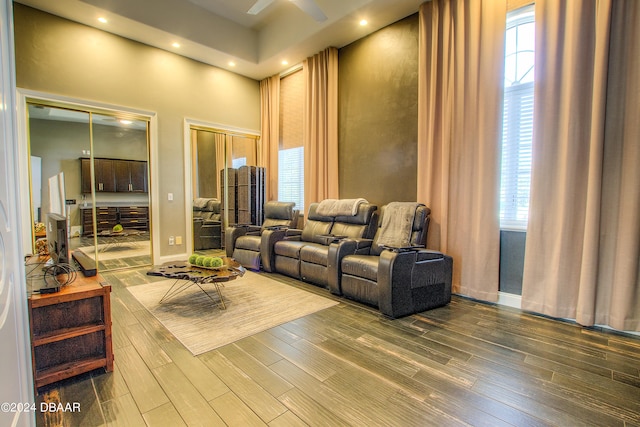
[190,126,261,254]
[27,102,152,273]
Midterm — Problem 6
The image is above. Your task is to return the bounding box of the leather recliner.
[193,198,222,250]
[328,203,452,318]
[269,201,378,288]
[225,201,299,270]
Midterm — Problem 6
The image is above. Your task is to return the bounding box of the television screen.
[46,212,69,265]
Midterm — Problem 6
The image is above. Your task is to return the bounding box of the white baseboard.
[495,292,639,337]
[497,291,522,309]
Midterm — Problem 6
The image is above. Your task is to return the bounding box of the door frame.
[182,118,260,253]
[16,88,160,265]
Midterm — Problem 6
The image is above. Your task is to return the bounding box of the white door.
[0,0,36,426]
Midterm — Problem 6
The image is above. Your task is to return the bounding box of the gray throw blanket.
[316,198,367,216]
[376,202,419,248]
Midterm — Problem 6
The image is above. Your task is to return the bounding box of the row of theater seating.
[225,200,453,318]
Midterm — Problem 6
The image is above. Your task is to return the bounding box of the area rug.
[127,272,338,355]
[76,241,151,262]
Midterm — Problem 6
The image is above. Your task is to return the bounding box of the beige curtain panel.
[522,0,639,331]
[417,0,505,301]
[303,47,339,206]
[259,75,280,202]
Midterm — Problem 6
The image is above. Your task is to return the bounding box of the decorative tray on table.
[189,263,227,271]
[187,255,227,271]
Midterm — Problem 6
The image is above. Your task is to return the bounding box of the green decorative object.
[210,257,224,268]
[188,254,199,264]
[195,255,206,266]
[202,257,214,268]
[112,224,123,232]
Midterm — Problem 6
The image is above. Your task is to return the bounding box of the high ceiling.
[16,0,425,80]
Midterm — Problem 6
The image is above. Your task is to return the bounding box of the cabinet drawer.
[96,207,117,219]
[120,218,148,227]
[119,206,149,217]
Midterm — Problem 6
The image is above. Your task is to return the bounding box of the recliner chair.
[193,198,222,250]
[328,202,452,318]
[225,201,299,270]
[270,201,378,288]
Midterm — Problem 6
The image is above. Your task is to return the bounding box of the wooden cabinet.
[115,160,148,193]
[82,206,119,234]
[117,206,149,231]
[81,158,147,193]
[28,269,113,391]
[81,206,149,235]
[81,158,92,194]
[95,158,116,192]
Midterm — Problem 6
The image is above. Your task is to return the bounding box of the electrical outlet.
[175,236,182,245]
[169,236,175,245]
[168,193,173,201]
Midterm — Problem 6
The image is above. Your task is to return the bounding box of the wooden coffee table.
[146,258,245,309]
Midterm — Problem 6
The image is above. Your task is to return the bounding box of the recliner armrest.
[349,237,374,254]
[380,245,425,253]
[416,249,445,261]
[283,229,302,240]
[260,228,289,272]
[377,250,452,318]
[225,226,247,257]
[327,238,372,295]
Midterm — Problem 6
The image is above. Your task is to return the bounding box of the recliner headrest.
[193,198,219,212]
[264,201,296,220]
[307,203,334,222]
[334,203,377,225]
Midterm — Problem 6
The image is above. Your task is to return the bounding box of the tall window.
[278,69,305,212]
[500,5,535,230]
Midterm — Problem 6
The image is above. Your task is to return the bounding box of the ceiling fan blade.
[247,0,275,15]
[290,0,327,22]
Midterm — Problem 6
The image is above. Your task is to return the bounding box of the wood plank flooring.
[34,266,640,427]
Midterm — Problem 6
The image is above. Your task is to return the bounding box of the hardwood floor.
[34,266,640,427]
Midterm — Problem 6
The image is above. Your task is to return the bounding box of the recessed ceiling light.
[119,119,132,125]
[228,61,236,67]
[172,42,180,48]
[360,19,368,26]
[98,17,108,24]
[282,60,289,66]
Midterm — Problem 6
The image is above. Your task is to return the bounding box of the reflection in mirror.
[190,128,262,256]
[27,102,152,275]
[90,113,151,272]
[191,129,225,255]
[28,104,93,264]
[231,136,258,169]
[229,135,264,227]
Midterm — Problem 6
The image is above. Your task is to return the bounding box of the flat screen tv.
[46,212,69,265]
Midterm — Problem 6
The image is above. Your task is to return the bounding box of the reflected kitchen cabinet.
[95,158,116,192]
[115,160,147,193]
[81,158,148,194]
